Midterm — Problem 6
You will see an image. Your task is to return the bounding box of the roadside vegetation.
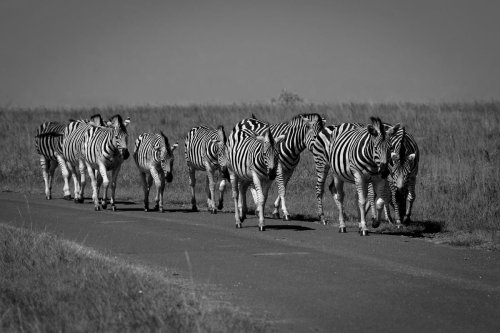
[0,223,269,332]
[0,101,498,249]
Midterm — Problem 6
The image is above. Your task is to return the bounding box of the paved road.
[1,191,499,332]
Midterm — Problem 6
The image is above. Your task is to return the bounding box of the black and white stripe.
[82,115,130,211]
[62,114,107,203]
[184,125,228,213]
[35,121,71,200]
[329,117,400,235]
[134,132,178,212]
[226,125,285,231]
[235,113,325,220]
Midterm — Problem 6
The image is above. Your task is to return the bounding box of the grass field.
[0,223,268,332]
[1,101,499,246]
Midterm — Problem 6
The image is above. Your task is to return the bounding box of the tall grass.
[0,102,498,235]
[0,223,268,332]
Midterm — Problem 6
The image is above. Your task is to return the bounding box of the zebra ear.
[171,143,178,152]
[387,123,401,137]
[367,125,378,137]
[124,117,131,127]
[408,153,416,162]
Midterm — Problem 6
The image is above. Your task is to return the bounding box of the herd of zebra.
[34,112,419,235]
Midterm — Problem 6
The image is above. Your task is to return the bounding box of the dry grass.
[0,223,269,332]
[1,101,498,244]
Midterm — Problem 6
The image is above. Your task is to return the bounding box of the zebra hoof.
[46,195,51,200]
[101,204,108,210]
[144,208,149,212]
[95,206,100,211]
[112,206,117,212]
[239,216,245,223]
[372,219,381,228]
[236,223,242,229]
[321,219,328,225]
[360,229,369,236]
[217,201,223,210]
[192,206,198,212]
[78,198,85,204]
[159,208,164,213]
[212,209,217,214]
[283,215,290,221]
[272,212,280,219]
[339,227,347,233]
[403,216,411,225]
[63,195,71,200]
[259,225,266,232]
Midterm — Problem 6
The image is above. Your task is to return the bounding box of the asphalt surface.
[1,191,499,332]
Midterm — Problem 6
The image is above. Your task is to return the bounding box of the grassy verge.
[1,102,499,249]
[0,224,269,332]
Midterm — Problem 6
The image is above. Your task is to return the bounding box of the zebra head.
[367,117,400,179]
[214,125,230,180]
[159,133,177,183]
[389,127,416,215]
[107,115,131,160]
[257,129,285,181]
[302,114,326,151]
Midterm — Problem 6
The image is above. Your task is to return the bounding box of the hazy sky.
[1,0,499,107]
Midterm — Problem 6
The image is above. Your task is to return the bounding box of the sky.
[1,0,499,107]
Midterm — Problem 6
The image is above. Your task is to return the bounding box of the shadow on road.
[371,220,445,238]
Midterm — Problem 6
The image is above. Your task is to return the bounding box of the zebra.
[329,117,400,235]
[366,126,420,226]
[237,113,325,221]
[309,122,363,224]
[226,125,285,231]
[184,125,229,214]
[134,132,178,212]
[62,114,107,203]
[82,114,130,211]
[34,121,72,200]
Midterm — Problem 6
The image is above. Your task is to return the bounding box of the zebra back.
[234,113,325,171]
[135,132,177,178]
[62,114,107,164]
[35,121,67,158]
[184,125,226,172]
[331,118,400,183]
[82,114,130,168]
[227,127,284,182]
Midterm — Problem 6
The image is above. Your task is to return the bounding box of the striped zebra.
[82,115,130,211]
[184,125,229,214]
[134,132,178,212]
[329,117,400,235]
[35,121,71,200]
[226,125,285,231]
[367,126,420,226]
[62,114,107,203]
[309,122,363,224]
[237,113,325,221]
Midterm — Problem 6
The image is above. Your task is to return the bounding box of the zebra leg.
[67,162,80,203]
[47,159,58,200]
[205,167,217,213]
[99,163,109,210]
[85,162,100,211]
[139,172,149,211]
[230,173,242,228]
[372,177,389,230]
[77,159,87,203]
[40,156,51,199]
[56,154,72,200]
[331,177,347,233]
[252,173,266,231]
[354,173,369,236]
[109,164,122,212]
[188,168,198,212]
[150,168,162,212]
[217,178,226,210]
[250,186,259,216]
[315,163,330,225]
[403,178,417,224]
[238,181,250,222]
[272,164,283,219]
[157,172,166,213]
[275,167,293,221]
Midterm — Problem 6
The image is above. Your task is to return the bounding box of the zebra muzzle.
[121,149,130,160]
[268,168,277,181]
[166,172,173,183]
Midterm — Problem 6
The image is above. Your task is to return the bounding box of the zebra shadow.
[371,220,445,238]
[264,224,315,231]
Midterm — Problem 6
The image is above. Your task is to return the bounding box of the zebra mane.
[35,132,64,138]
[369,117,385,138]
[109,114,128,132]
[399,127,407,160]
[217,125,227,144]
